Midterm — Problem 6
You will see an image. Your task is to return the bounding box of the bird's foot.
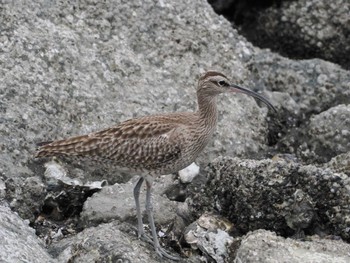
[140,233,180,260]
[134,228,181,261]
[155,246,181,261]
[139,232,154,245]
[131,225,153,245]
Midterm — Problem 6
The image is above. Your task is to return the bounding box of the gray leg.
[133,176,145,238]
[145,179,180,261]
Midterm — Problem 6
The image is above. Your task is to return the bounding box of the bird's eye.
[218,80,228,87]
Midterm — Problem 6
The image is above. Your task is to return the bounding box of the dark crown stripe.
[199,71,227,81]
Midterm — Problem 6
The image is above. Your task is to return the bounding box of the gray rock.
[0,205,55,263]
[249,55,350,117]
[81,175,179,227]
[50,221,173,263]
[301,104,350,162]
[43,160,107,189]
[179,163,200,184]
[234,230,350,263]
[189,156,350,240]
[0,178,6,200]
[284,189,315,236]
[5,176,47,221]
[249,53,350,162]
[240,0,350,69]
[184,213,233,263]
[324,152,350,176]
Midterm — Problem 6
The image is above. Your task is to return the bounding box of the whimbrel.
[35,71,275,260]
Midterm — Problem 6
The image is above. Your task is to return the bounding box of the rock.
[234,230,350,263]
[300,104,350,163]
[5,176,47,221]
[237,0,350,69]
[0,178,6,200]
[324,152,350,176]
[43,160,107,189]
[189,156,350,241]
[49,221,170,263]
[179,162,200,184]
[249,55,350,118]
[184,213,233,263]
[81,175,180,233]
[249,53,350,162]
[283,189,315,236]
[0,205,55,263]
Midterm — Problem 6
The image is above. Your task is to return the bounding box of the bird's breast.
[181,125,216,160]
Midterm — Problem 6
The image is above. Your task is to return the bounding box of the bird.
[35,71,276,260]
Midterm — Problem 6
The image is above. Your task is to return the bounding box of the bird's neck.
[197,93,218,130]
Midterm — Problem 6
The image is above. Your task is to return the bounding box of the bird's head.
[197,71,276,112]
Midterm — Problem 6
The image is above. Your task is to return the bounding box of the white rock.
[178,162,200,183]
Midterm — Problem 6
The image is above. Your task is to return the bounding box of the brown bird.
[35,71,275,260]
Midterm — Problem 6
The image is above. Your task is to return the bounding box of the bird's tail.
[35,135,97,158]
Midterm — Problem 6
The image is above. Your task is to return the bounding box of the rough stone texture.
[0,179,5,199]
[0,205,55,263]
[248,54,350,118]
[81,175,179,227]
[324,152,350,176]
[248,53,350,163]
[184,213,233,263]
[5,175,47,222]
[49,221,173,263]
[238,0,350,69]
[234,230,350,263]
[189,156,350,241]
[300,104,350,163]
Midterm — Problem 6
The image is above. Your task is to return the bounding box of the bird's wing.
[35,116,188,170]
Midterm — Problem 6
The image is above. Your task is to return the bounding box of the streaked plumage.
[36,113,211,175]
[35,71,275,260]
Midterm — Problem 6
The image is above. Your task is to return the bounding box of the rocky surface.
[190,156,350,241]
[235,230,350,263]
[248,54,350,162]
[301,104,350,163]
[210,0,350,69]
[81,175,180,227]
[0,205,55,263]
[324,152,350,176]
[49,221,166,263]
[249,0,350,69]
[184,213,234,263]
[0,0,349,262]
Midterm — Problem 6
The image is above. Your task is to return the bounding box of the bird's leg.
[145,178,180,261]
[133,176,145,238]
[133,176,155,245]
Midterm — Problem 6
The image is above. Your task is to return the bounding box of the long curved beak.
[230,84,276,113]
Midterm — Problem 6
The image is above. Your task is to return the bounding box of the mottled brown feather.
[35,113,200,174]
